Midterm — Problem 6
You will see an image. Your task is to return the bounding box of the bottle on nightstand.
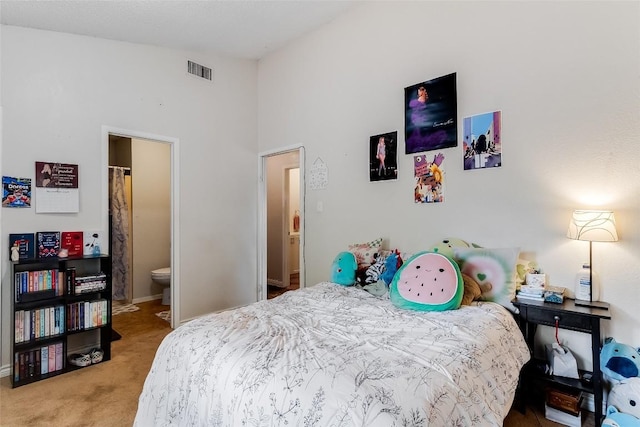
[575,263,599,301]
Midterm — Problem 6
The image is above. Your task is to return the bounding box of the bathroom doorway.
[102,126,180,328]
[258,146,305,301]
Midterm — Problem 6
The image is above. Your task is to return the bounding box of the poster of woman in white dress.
[369,131,398,182]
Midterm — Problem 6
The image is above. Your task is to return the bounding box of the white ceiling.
[0,0,357,59]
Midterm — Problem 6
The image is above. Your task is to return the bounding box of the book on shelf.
[14,269,61,302]
[13,342,64,382]
[61,231,84,257]
[9,233,35,260]
[83,231,102,256]
[36,231,61,258]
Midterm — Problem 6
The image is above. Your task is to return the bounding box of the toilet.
[151,267,171,305]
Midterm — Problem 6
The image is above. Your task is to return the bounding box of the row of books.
[15,269,108,302]
[10,231,100,260]
[14,305,65,344]
[14,342,64,382]
[67,300,109,332]
[67,269,107,295]
[14,269,64,302]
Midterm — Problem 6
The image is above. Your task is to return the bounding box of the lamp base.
[574,299,609,310]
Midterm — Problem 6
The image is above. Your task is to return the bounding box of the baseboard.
[132,294,163,304]
[0,364,10,378]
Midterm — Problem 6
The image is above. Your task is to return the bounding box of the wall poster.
[35,161,80,213]
[463,110,502,170]
[2,176,31,208]
[414,153,445,203]
[404,72,457,154]
[369,131,398,182]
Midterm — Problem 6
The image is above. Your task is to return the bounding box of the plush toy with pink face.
[390,251,463,311]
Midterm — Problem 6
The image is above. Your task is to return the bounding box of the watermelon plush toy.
[390,251,463,311]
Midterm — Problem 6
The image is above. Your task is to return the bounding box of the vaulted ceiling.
[1,1,357,59]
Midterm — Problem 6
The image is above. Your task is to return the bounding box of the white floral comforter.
[135,282,530,426]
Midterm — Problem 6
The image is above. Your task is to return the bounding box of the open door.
[258,146,305,301]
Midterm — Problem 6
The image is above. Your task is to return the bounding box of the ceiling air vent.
[187,60,213,81]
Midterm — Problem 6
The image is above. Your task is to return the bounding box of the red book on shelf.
[61,232,83,257]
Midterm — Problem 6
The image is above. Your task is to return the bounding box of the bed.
[135,281,530,426]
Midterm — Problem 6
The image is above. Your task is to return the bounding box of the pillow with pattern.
[453,247,520,312]
[348,237,383,268]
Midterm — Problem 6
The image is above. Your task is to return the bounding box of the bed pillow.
[390,251,463,311]
[348,237,383,268]
[454,247,520,311]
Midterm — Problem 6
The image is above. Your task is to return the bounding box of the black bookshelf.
[10,254,112,387]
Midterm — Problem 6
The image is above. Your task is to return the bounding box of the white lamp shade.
[567,210,619,242]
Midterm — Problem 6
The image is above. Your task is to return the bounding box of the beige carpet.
[0,302,171,426]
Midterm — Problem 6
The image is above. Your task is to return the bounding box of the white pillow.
[454,247,520,311]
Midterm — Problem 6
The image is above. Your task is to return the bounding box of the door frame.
[101,125,181,328]
[258,145,305,301]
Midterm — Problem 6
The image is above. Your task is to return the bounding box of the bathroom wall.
[131,138,171,301]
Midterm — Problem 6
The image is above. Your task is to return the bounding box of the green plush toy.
[390,251,463,311]
[330,251,357,286]
[430,237,480,259]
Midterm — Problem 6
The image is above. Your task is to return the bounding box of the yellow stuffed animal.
[460,273,492,305]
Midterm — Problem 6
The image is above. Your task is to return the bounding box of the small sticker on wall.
[414,153,444,203]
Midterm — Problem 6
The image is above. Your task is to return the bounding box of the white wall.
[131,138,171,301]
[258,2,640,367]
[1,27,259,369]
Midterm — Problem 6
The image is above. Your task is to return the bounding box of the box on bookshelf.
[61,231,83,257]
[9,233,35,260]
[36,231,61,258]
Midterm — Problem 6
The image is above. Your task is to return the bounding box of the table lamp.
[566,210,618,309]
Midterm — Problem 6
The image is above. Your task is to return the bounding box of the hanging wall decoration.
[35,161,80,213]
[404,72,457,154]
[309,157,328,190]
[2,176,31,208]
[463,110,502,170]
[369,131,398,182]
[414,153,445,203]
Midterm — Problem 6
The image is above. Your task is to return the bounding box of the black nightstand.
[512,298,611,423]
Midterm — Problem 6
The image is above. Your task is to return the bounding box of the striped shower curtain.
[110,167,130,301]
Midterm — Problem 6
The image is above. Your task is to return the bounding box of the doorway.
[101,126,180,328]
[258,146,305,301]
